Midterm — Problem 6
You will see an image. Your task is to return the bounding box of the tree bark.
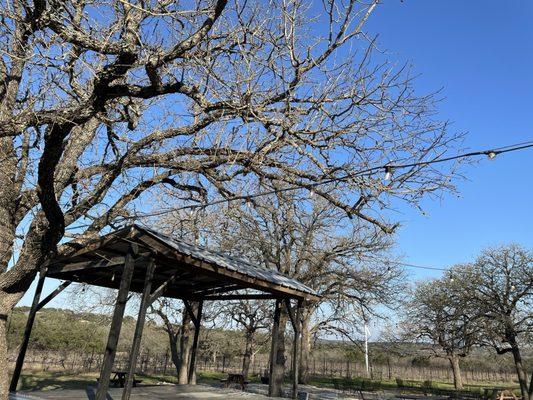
[178,307,194,384]
[0,137,17,271]
[298,309,312,384]
[528,369,533,400]
[168,331,181,376]
[509,338,529,400]
[448,355,463,390]
[270,308,288,397]
[0,316,8,399]
[242,331,254,378]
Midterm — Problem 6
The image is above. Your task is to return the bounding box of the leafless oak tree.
[0,0,461,396]
[403,246,532,396]
[466,245,533,400]
[218,299,271,378]
[210,194,404,386]
[403,267,480,389]
[148,299,191,383]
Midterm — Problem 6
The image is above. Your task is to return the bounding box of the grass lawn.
[308,376,520,396]
[13,370,520,396]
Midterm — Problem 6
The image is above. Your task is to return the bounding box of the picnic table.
[107,371,142,388]
[220,373,249,390]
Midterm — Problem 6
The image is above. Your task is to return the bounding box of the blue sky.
[18,0,533,307]
[364,0,533,281]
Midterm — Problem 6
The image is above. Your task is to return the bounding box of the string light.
[384,165,393,181]
[377,259,447,271]
[65,139,533,228]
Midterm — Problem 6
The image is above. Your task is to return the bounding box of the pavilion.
[9,224,319,400]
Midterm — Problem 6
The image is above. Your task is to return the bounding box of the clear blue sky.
[364,0,533,281]
[19,0,533,306]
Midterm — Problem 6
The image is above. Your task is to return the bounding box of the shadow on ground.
[18,372,97,392]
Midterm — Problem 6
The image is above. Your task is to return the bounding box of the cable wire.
[64,139,533,230]
[113,140,533,221]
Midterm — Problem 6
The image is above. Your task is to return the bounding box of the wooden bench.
[220,373,249,390]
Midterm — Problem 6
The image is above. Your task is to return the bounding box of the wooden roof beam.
[203,294,286,301]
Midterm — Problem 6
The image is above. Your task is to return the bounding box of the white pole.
[364,321,370,377]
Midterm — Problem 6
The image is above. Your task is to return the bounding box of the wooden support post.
[187,299,203,384]
[121,258,156,400]
[183,300,199,326]
[268,299,282,397]
[9,267,47,392]
[148,270,182,304]
[96,244,137,400]
[291,300,302,399]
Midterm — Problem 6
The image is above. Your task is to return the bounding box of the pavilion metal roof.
[46,224,319,302]
[141,226,316,296]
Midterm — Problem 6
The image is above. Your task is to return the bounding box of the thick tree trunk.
[0,137,17,271]
[1,283,34,398]
[529,369,533,400]
[0,315,8,399]
[509,339,529,400]
[448,355,463,390]
[270,308,288,397]
[298,309,312,384]
[242,331,254,378]
[166,330,181,376]
[178,308,194,384]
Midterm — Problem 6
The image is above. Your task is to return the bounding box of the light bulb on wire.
[487,151,497,160]
[384,166,393,182]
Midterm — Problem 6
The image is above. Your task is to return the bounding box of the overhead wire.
[104,140,533,221]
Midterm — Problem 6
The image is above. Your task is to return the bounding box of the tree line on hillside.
[7,306,525,383]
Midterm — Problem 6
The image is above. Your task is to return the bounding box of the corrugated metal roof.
[137,225,318,297]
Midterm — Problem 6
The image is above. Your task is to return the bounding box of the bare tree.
[403,267,479,389]
[0,0,461,396]
[148,299,190,383]
[211,194,403,386]
[465,245,533,400]
[219,300,271,378]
